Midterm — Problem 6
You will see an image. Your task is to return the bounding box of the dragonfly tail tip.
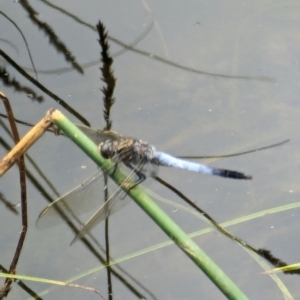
[213,168,252,180]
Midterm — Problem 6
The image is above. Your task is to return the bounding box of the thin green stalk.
[50,109,249,300]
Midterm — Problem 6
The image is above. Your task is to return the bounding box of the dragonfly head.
[99,140,114,159]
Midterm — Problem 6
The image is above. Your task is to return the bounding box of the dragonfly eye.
[100,140,113,159]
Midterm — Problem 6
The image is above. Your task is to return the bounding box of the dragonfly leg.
[111,162,119,175]
[125,163,146,187]
[121,163,146,199]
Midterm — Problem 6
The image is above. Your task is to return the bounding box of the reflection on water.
[0,0,300,299]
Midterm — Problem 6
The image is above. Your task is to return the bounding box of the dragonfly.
[37,126,252,244]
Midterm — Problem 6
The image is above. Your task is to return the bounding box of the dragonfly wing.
[153,152,251,180]
[71,160,147,244]
[76,125,121,144]
[36,170,107,229]
[142,161,159,178]
[71,186,131,244]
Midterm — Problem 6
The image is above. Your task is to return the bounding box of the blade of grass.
[50,109,249,300]
[0,273,105,299]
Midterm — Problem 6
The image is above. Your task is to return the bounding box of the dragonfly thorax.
[130,139,155,165]
[99,138,155,165]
